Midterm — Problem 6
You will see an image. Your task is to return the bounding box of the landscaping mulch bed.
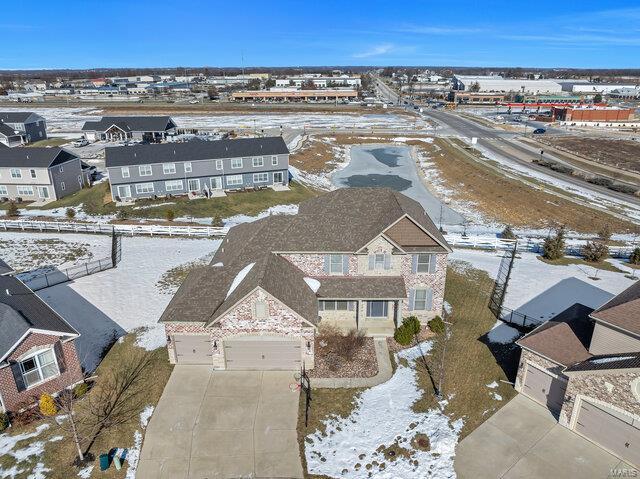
[386,326,435,354]
[309,337,378,379]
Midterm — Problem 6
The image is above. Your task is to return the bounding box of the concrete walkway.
[137,367,303,479]
[455,394,634,479]
[312,338,393,388]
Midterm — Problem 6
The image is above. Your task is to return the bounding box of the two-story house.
[515,282,640,468]
[105,136,290,202]
[81,115,177,142]
[0,148,86,202]
[0,260,84,413]
[159,187,451,370]
[0,112,47,147]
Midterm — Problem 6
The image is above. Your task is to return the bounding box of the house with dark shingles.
[515,282,640,468]
[159,187,451,371]
[0,112,47,147]
[0,261,83,413]
[81,115,177,142]
[105,136,290,202]
[0,147,87,202]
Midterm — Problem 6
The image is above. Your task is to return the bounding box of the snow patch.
[226,263,255,299]
[124,406,154,479]
[304,277,321,293]
[492,393,503,401]
[487,320,522,344]
[77,465,94,478]
[486,381,499,389]
[591,356,635,364]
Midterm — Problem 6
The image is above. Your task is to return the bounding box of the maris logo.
[610,469,638,478]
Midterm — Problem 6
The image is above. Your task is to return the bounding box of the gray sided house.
[0,148,86,202]
[105,137,290,202]
[81,116,177,142]
[0,112,47,147]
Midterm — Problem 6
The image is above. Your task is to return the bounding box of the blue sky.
[2,1,640,69]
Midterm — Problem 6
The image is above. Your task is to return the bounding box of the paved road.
[455,394,634,478]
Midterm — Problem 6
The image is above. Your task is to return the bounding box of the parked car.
[72,138,89,147]
[533,128,546,135]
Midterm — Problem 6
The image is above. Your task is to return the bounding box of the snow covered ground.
[306,341,463,479]
[16,234,220,371]
[451,248,635,326]
[0,424,59,478]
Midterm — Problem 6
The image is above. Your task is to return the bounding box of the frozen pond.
[332,145,465,225]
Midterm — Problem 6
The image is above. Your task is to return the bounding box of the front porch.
[318,299,401,337]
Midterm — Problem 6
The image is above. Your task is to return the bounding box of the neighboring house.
[0,112,47,147]
[0,147,86,202]
[515,283,640,468]
[81,116,177,142]
[105,136,290,202]
[0,264,83,413]
[160,187,451,371]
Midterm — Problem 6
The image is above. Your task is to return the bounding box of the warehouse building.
[231,90,358,102]
[551,107,635,123]
[452,75,562,94]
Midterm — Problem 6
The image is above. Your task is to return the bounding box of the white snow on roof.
[212,262,223,267]
[591,356,635,364]
[486,319,521,344]
[226,262,255,299]
[304,277,321,293]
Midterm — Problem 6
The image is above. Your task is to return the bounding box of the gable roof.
[81,115,175,133]
[0,122,21,138]
[517,303,594,367]
[590,281,640,336]
[0,275,79,362]
[0,112,38,124]
[0,147,78,168]
[0,258,13,275]
[564,352,640,373]
[105,136,290,168]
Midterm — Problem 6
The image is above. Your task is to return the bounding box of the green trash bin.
[99,453,110,471]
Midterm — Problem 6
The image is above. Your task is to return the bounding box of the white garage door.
[224,338,302,370]
[575,401,640,468]
[173,335,212,364]
[522,365,567,414]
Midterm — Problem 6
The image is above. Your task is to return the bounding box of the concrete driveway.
[455,394,635,479]
[137,366,303,479]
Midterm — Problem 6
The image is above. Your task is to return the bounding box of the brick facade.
[0,333,83,412]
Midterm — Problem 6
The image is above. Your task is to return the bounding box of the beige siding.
[589,322,640,355]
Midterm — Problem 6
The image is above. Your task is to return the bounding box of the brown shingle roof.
[517,304,595,367]
[316,276,407,299]
[590,281,640,336]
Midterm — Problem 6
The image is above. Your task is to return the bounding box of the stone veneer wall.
[0,334,83,412]
[560,370,640,428]
[164,288,315,369]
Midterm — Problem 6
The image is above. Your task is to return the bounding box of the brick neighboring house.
[0,112,47,147]
[160,187,451,371]
[515,283,640,467]
[0,261,83,413]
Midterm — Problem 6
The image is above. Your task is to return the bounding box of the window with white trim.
[184,162,192,173]
[162,163,176,174]
[165,180,183,192]
[215,159,223,170]
[17,185,34,196]
[374,254,385,270]
[0,185,7,195]
[30,169,37,179]
[226,175,243,186]
[231,158,242,169]
[135,182,155,194]
[416,254,434,273]
[19,349,59,388]
[121,167,130,178]
[253,172,268,183]
[319,300,350,311]
[271,155,278,166]
[138,165,152,176]
[413,288,431,310]
[329,254,344,274]
[10,168,21,179]
[252,157,264,167]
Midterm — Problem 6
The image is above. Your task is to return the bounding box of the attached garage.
[575,400,640,467]
[224,338,302,370]
[522,365,567,414]
[173,335,212,364]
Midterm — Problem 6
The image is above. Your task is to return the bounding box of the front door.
[273,171,284,185]
[37,186,50,199]
[210,177,223,190]
[117,185,131,199]
[188,178,201,193]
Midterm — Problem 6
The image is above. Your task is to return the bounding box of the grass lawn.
[0,334,173,479]
[26,138,71,148]
[412,264,520,439]
[536,255,626,273]
[9,181,320,222]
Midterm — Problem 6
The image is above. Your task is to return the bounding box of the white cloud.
[353,43,394,58]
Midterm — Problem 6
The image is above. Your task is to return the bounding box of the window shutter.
[429,254,437,273]
[411,254,418,273]
[368,254,375,270]
[10,362,26,392]
[318,301,324,311]
[323,255,330,274]
[408,289,415,311]
[384,253,391,270]
[426,288,433,310]
[54,341,67,374]
[342,255,349,274]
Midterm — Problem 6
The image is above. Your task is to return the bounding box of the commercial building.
[231,89,358,102]
[274,75,361,88]
[452,91,505,104]
[551,107,635,123]
[566,83,639,94]
[0,112,47,147]
[105,137,290,202]
[453,75,562,94]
